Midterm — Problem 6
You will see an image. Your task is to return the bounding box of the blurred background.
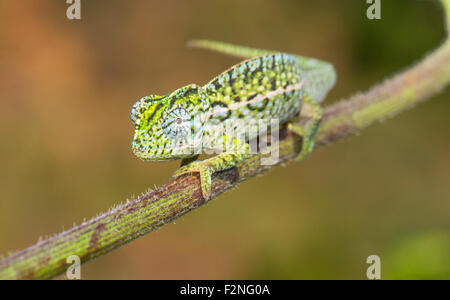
[0,0,449,279]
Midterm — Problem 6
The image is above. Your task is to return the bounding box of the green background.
[0,0,449,279]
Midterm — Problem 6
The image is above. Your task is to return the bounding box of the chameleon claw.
[173,161,213,201]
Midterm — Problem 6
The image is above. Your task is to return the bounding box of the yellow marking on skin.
[209,79,305,117]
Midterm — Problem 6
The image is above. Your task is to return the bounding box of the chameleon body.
[131,40,336,200]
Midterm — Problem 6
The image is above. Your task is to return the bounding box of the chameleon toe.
[172,162,213,201]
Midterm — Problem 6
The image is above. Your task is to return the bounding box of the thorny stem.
[1,0,450,280]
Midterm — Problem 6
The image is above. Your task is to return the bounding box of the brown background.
[0,0,449,279]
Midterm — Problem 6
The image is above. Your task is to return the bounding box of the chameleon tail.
[187,40,332,67]
[187,40,275,59]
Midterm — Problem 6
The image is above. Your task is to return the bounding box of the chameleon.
[130,40,336,200]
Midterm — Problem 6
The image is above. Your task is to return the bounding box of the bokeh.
[0,0,449,279]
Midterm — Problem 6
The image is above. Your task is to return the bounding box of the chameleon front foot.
[173,161,214,201]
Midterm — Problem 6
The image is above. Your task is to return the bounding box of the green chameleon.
[131,40,336,200]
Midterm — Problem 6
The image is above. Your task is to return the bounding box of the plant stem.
[1,1,450,280]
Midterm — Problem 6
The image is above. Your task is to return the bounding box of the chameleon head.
[131,84,209,161]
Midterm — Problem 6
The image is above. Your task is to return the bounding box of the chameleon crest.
[131,40,336,200]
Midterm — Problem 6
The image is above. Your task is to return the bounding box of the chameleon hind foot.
[288,96,323,162]
[288,123,315,162]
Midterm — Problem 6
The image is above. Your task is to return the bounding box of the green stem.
[1,1,450,280]
[442,0,450,32]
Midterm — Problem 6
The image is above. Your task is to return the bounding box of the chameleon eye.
[175,117,184,125]
[162,107,191,139]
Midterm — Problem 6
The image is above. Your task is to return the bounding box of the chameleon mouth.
[132,140,199,151]
[132,143,198,161]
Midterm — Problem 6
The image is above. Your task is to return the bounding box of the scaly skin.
[131,40,337,200]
